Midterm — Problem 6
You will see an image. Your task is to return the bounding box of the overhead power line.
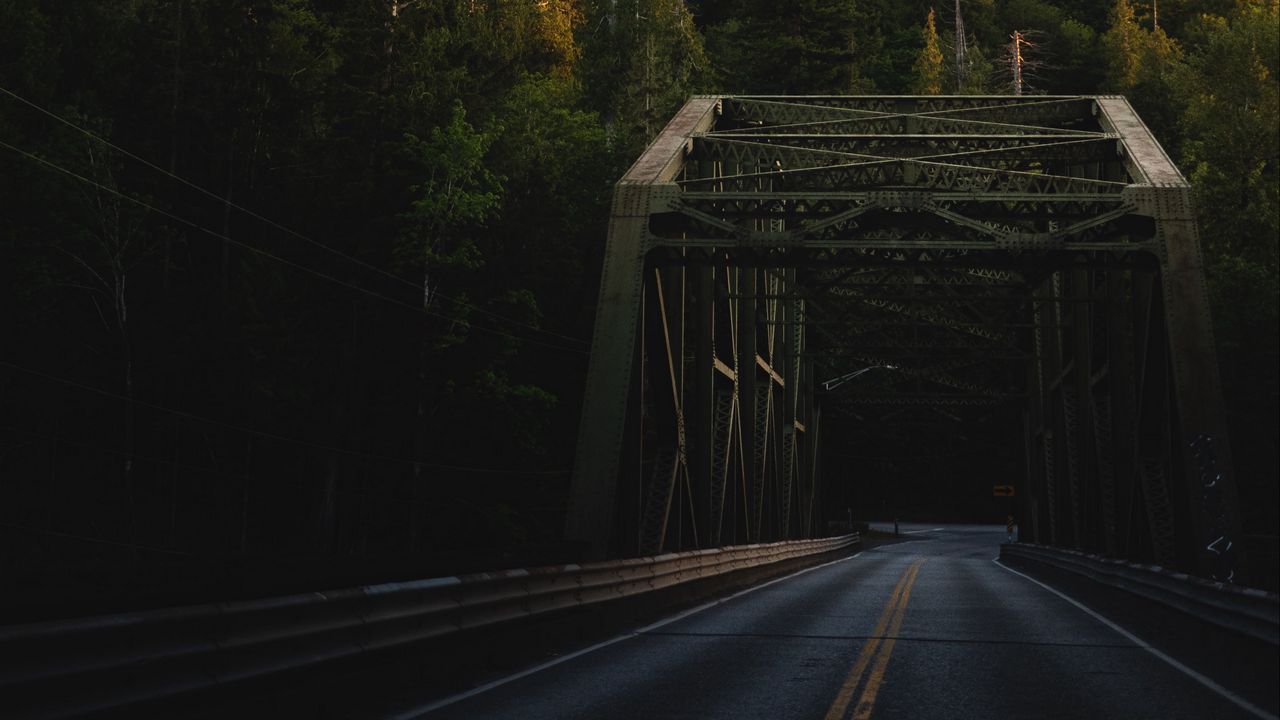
[0,359,572,476]
[1,424,530,512]
[0,137,588,356]
[0,519,195,557]
[0,84,589,348]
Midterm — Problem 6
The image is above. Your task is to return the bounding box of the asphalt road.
[393,524,1276,720]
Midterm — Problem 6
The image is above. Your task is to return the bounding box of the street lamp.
[821,364,898,391]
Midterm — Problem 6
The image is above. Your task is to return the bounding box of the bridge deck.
[405,527,1276,720]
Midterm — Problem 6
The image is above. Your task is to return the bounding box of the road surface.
[391,524,1276,720]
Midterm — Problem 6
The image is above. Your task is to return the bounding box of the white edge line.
[993,557,1278,720]
[902,527,945,534]
[390,550,865,719]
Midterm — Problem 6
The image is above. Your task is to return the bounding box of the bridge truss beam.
[566,95,1248,585]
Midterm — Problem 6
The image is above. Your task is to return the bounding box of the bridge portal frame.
[566,95,1245,584]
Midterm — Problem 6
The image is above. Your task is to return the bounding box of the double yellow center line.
[824,558,925,720]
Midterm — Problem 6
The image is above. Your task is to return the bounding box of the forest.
[1,0,1276,619]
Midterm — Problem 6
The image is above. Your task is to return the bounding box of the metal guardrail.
[0,533,859,719]
[1001,542,1279,646]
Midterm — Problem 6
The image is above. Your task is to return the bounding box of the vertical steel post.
[1069,267,1094,551]
[1132,263,1178,566]
[1027,294,1048,545]
[1100,267,1136,557]
[1039,274,1066,546]
[565,208,648,557]
[688,264,716,547]
[779,272,799,538]
[738,267,759,541]
[1157,203,1246,579]
[566,99,718,559]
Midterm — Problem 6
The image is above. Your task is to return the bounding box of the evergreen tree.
[913,9,946,93]
[958,40,998,92]
[1052,18,1105,92]
[705,0,877,94]
[1102,0,1185,143]
[397,103,501,315]
[1103,0,1147,86]
[1180,2,1279,271]
[582,0,708,153]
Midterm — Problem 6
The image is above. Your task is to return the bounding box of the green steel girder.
[568,95,1247,589]
[723,94,1097,119]
[667,197,1136,240]
[672,196,1130,224]
[678,158,1126,195]
[718,96,1104,135]
[679,191,1124,203]
[810,266,1024,287]
[832,395,1009,406]
[694,135,1123,167]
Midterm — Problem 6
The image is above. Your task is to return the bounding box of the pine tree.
[582,0,708,153]
[1102,0,1185,141]
[705,0,876,94]
[1102,0,1145,88]
[1180,3,1280,267]
[912,9,946,94]
[958,41,996,93]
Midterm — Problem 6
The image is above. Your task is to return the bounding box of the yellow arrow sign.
[993,485,1015,497]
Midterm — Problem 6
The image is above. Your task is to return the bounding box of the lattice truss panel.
[566,96,1247,582]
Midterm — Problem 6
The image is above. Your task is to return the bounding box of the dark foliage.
[1,0,1275,619]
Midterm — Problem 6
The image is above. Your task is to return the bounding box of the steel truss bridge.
[566,95,1248,583]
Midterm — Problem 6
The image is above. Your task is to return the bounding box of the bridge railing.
[0,533,859,719]
[1001,543,1278,646]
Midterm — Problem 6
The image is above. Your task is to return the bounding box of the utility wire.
[0,424,522,510]
[0,519,195,556]
[0,137,588,356]
[1,422,249,480]
[0,84,590,348]
[0,359,571,476]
